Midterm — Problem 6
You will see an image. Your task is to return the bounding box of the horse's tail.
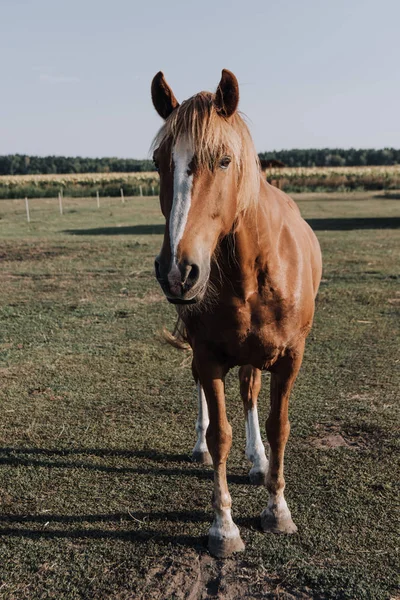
[162,317,191,350]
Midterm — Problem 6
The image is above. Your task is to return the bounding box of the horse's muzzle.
[154,257,202,303]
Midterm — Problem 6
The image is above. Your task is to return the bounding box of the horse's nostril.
[182,263,200,291]
[187,263,200,286]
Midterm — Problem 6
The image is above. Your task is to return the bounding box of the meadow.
[0,192,399,599]
[264,165,400,192]
[0,165,400,199]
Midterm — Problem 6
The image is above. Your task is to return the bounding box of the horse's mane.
[151,91,261,215]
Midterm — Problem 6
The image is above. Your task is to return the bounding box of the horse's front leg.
[239,365,268,485]
[196,356,245,558]
[261,343,304,534]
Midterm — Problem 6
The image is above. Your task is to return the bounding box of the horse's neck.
[239,180,279,254]
[220,182,279,298]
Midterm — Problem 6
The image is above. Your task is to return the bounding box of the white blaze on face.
[170,136,194,262]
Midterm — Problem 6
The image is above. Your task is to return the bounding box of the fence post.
[120,188,125,203]
[139,185,143,197]
[58,191,63,215]
[151,185,155,196]
[25,197,30,223]
[96,191,100,208]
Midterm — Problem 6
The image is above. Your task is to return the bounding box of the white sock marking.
[209,509,240,539]
[245,406,268,473]
[193,382,209,456]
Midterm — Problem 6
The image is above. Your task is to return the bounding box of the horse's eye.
[219,156,231,170]
[153,161,160,173]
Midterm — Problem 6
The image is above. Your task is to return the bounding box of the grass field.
[0,192,399,599]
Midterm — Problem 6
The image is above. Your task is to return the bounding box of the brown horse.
[151,69,322,558]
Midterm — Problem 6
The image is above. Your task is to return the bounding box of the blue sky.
[1,0,399,158]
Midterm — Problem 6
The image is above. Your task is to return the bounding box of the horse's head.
[151,69,259,305]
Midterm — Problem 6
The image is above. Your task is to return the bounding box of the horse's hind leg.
[261,343,304,534]
[239,365,268,485]
[192,381,212,465]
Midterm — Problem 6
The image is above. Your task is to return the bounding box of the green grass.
[0,192,399,599]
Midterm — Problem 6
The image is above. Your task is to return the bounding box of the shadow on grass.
[0,510,259,544]
[0,447,248,485]
[64,225,165,236]
[378,192,400,199]
[0,448,258,547]
[0,510,258,529]
[0,525,206,549]
[0,446,188,463]
[0,510,209,525]
[306,217,400,230]
[63,217,400,236]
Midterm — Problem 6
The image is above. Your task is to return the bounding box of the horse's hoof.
[208,532,245,558]
[260,507,298,534]
[192,450,213,465]
[249,468,268,486]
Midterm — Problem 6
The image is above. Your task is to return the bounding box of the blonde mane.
[151,92,261,214]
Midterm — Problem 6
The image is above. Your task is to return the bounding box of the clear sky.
[1,0,399,158]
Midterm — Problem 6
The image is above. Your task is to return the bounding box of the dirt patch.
[309,422,370,450]
[310,433,352,450]
[137,552,308,599]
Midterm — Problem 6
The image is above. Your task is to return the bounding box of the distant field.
[0,165,399,198]
[0,192,399,599]
[0,172,157,199]
[265,164,400,192]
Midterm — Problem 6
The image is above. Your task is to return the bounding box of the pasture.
[0,192,399,599]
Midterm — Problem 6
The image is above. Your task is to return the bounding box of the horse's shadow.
[0,522,207,550]
[0,446,249,484]
[0,446,188,463]
[0,446,257,547]
[0,510,258,529]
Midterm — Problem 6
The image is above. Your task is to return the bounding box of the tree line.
[258,148,400,167]
[0,155,154,176]
[0,148,399,175]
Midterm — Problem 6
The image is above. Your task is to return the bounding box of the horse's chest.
[187,301,288,370]
[228,305,284,368]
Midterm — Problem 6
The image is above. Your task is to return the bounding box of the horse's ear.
[214,69,239,118]
[151,71,180,120]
